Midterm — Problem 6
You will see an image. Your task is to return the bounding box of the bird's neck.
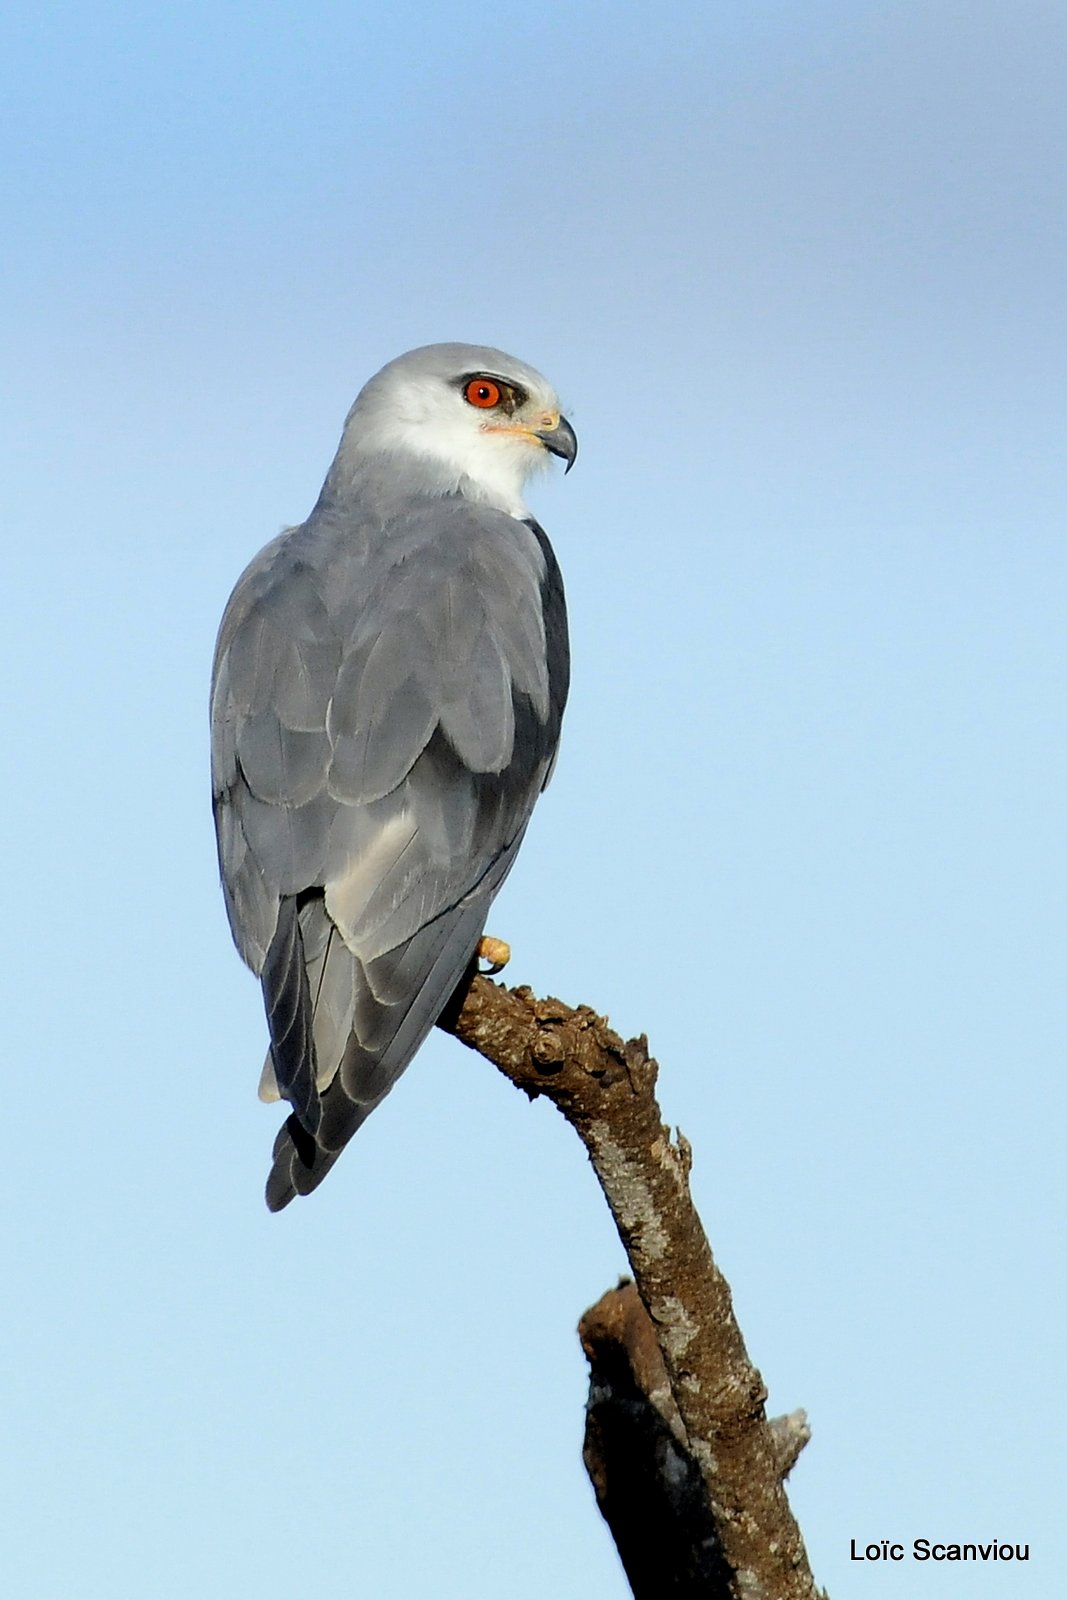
[323,434,534,520]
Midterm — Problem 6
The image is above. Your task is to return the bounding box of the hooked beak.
[534,413,578,473]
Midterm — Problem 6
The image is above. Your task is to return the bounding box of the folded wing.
[211,499,568,1208]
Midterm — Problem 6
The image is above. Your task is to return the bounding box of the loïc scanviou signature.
[851,1538,1029,1563]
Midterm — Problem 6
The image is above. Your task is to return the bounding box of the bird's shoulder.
[216,489,552,642]
[329,490,554,629]
[210,491,564,802]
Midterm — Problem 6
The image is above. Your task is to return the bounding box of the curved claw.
[477,935,511,975]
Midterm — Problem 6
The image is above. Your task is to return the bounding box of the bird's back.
[211,486,568,1207]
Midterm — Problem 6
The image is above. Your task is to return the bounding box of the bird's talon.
[477,936,511,974]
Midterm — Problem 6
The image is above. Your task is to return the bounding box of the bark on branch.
[440,975,826,1600]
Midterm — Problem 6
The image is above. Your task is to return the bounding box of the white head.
[328,343,577,516]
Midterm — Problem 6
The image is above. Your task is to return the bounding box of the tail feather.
[264,900,487,1210]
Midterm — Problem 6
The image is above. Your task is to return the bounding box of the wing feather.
[437,624,514,771]
[259,896,319,1134]
[236,714,330,806]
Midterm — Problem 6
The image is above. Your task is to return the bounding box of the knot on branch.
[769,1411,811,1481]
[447,976,659,1110]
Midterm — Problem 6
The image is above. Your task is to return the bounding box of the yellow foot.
[477,935,511,975]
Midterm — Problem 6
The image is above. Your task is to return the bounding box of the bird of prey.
[210,343,575,1209]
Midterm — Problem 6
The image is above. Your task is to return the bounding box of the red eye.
[465,377,501,409]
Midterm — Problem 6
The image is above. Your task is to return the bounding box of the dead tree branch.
[441,975,825,1600]
[579,1279,731,1595]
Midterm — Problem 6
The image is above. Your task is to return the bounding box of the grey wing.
[210,504,568,1210]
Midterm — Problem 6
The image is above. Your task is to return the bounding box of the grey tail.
[264,902,490,1211]
[265,1111,347,1212]
[260,895,321,1139]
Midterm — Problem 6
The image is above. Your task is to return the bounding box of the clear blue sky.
[3,3,1063,1595]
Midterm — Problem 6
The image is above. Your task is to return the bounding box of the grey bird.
[210,343,574,1209]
